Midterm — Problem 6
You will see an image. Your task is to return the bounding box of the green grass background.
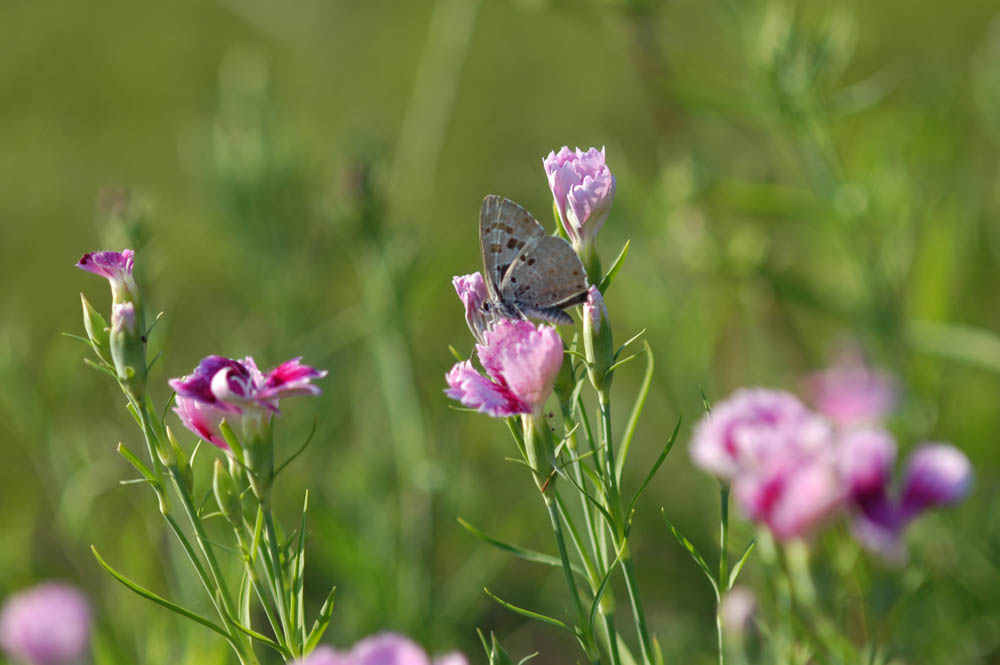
[2,0,999,662]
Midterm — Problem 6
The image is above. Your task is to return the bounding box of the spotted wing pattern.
[500,234,588,325]
[479,195,546,301]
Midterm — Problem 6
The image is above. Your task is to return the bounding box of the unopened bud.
[80,293,111,362]
[583,286,614,391]
[213,459,243,527]
[110,303,146,400]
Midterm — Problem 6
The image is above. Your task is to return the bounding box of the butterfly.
[479,194,589,325]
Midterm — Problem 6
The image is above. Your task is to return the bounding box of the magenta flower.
[445,318,563,417]
[453,272,490,342]
[804,350,896,428]
[76,249,138,305]
[169,355,326,450]
[0,583,91,665]
[295,634,467,665]
[842,437,972,559]
[543,146,615,250]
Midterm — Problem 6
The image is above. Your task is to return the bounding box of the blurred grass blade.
[91,546,236,645]
[624,416,682,531]
[616,341,655,481]
[728,539,756,589]
[483,588,574,633]
[457,517,585,577]
[598,240,630,294]
[293,491,310,644]
[909,320,1000,374]
[662,511,719,598]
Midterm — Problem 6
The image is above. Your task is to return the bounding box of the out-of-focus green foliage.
[1,0,999,663]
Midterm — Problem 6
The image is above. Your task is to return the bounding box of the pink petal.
[445,361,527,417]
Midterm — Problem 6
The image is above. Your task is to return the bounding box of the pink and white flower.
[543,146,615,250]
[692,389,844,540]
[169,355,326,450]
[0,583,91,665]
[445,319,563,417]
[75,249,138,305]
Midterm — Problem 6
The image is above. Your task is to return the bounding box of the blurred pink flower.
[0,583,91,665]
[445,319,563,417]
[804,350,896,428]
[543,146,615,249]
[169,355,326,449]
[453,272,490,342]
[75,249,138,305]
[296,634,467,665]
[692,389,844,540]
[899,444,972,517]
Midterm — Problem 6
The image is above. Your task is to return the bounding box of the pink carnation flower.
[75,249,138,305]
[169,355,326,449]
[445,318,563,417]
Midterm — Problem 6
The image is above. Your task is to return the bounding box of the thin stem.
[262,502,297,657]
[718,484,731,665]
[621,550,655,665]
[604,613,623,665]
[545,497,600,665]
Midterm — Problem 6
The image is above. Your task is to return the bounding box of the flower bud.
[583,286,614,391]
[164,426,192,491]
[80,293,111,362]
[543,146,615,280]
[109,302,146,400]
[213,458,243,527]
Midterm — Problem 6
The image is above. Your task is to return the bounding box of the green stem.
[621,549,655,665]
[545,497,600,665]
[718,484,730,665]
[262,502,297,657]
[603,613,623,665]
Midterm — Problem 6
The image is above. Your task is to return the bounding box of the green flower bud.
[213,458,243,527]
[80,293,111,362]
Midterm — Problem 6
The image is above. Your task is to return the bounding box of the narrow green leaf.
[293,491,310,644]
[83,357,117,378]
[448,345,465,362]
[91,546,235,644]
[457,518,585,577]
[624,416,682,530]
[146,350,163,374]
[239,571,252,627]
[517,654,540,665]
[228,617,289,657]
[552,494,597,581]
[603,348,646,377]
[662,511,719,598]
[304,586,336,652]
[699,388,712,415]
[144,310,165,338]
[554,465,615,529]
[483,588,574,633]
[116,443,158,486]
[728,539,756,589]
[587,544,624,633]
[274,418,319,477]
[616,341,655,481]
[124,401,143,429]
[614,329,646,360]
[218,420,247,466]
[598,240,630,294]
[62,332,93,346]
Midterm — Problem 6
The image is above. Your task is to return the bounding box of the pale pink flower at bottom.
[446,319,563,417]
[296,634,468,665]
[0,583,91,665]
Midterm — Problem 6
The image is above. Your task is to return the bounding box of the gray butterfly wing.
[500,234,589,325]
[479,195,546,302]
